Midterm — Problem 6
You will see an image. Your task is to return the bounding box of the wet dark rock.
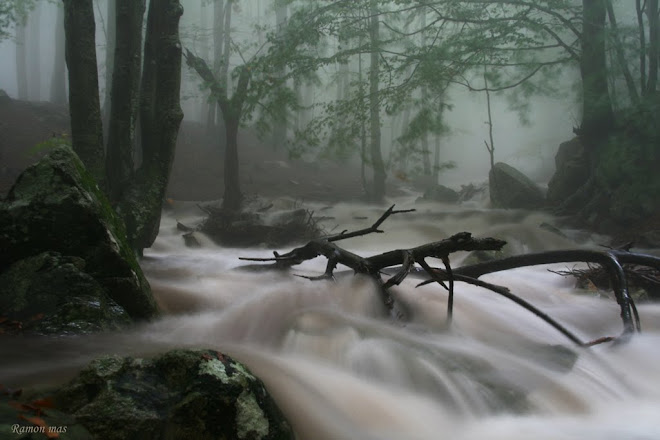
[0,146,158,332]
[418,184,459,203]
[200,204,321,247]
[489,162,545,209]
[547,138,589,205]
[52,349,293,440]
[0,252,130,335]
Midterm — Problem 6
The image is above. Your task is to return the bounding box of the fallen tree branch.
[239,205,657,346]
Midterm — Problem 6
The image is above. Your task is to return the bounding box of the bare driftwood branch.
[239,205,657,346]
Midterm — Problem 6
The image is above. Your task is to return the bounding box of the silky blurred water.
[3,197,660,439]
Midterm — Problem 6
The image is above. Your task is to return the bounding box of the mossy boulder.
[0,146,158,326]
[0,252,131,334]
[53,349,293,440]
[489,162,545,209]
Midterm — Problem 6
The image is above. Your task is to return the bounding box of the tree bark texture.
[103,0,116,121]
[50,4,67,105]
[28,3,41,101]
[369,0,386,202]
[63,0,106,187]
[580,0,614,148]
[646,0,659,94]
[105,0,146,202]
[15,15,27,100]
[119,0,184,252]
[271,2,288,149]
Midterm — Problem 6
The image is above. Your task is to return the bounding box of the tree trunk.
[50,3,67,105]
[646,0,659,94]
[15,15,27,100]
[206,0,224,135]
[369,0,386,202]
[119,0,184,252]
[199,0,210,122]
[637,0,647,95]
[103,0,116,122]
[271,2,288,149]
[63,0,106,187]
[28,2,41,101]
[420,11,431,176]
[220,1,232,90]
[605,0,640,105]
[105,0,146,202]
[223,117,242,210]
[580,0,614,150]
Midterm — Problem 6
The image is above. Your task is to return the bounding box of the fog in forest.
[0,0,586,188]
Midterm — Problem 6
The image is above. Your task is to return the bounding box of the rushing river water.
[4,197,660,439]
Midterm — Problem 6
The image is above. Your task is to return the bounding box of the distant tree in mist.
[183,0,321,211]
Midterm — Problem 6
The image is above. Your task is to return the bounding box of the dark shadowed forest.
[1,1,660,439]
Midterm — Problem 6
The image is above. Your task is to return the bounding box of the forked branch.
[239,205,655,346]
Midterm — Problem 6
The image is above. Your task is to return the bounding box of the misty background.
[0,0,583,189]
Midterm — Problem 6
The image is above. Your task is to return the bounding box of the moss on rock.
[51,349,293,440]
[0,252,131,334]
[0,146,158,326]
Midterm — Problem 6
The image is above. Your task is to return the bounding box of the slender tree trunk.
[223,117,241,210]
[420,11,431,175]
[28,3,41,101]
[271,2,288,149]
[50,3,67,105]
[433,133,441,180]
[63,0,106,187]
[220,1,232,90]
[184,49,249,211]
[15,16,27,100]
[199,0,210,122]
[484,69,495,169]
[605,0,640,105]
[219,66,250,211]
[105,0,146,202]
[637,0,647,95]
[646,0,659,94]
[119,0,184,252]
[103,0,116,121]
[369,0,386,202]
[580,0,614,151]
[206,0,225,134]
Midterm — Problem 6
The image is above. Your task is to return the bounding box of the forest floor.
[0,97,401,203]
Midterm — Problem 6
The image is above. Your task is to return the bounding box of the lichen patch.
[236,389,269,439]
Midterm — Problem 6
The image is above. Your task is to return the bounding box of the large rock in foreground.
[54,349,293,440]
[0,146,158,330]
[489,162,545,209]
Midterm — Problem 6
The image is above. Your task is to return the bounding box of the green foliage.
[26,134,72,159]
[0,0,36,40]
[597,99,660,220]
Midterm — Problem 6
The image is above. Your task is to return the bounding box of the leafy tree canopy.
[0,0,36,40]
